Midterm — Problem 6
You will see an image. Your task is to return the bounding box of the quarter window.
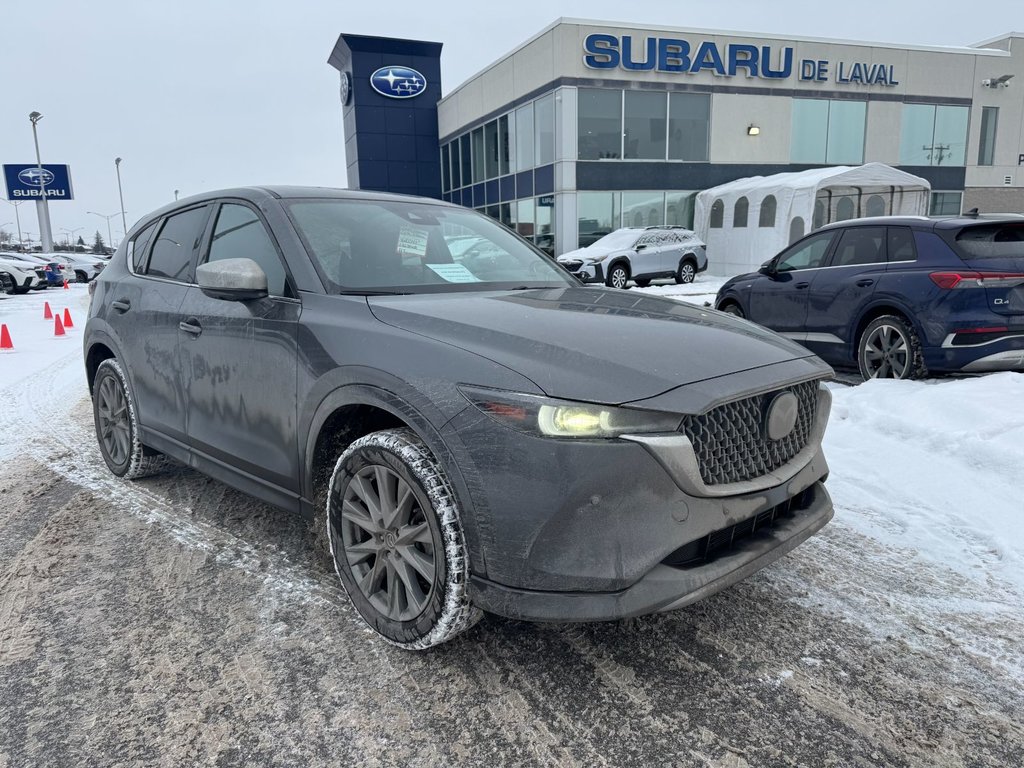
[832,227,885,267]
[147,206,209,281]
[206,204,289,297]
[887,227,917,262]
[128,221,158,273]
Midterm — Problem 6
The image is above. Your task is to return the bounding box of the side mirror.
[196,258,268,301]
[758,260,776,276]
[635,243,648,251]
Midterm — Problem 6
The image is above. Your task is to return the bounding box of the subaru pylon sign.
[3,164,74,200]
[370,66,427,99]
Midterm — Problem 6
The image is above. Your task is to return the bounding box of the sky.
[3,0,1020,247]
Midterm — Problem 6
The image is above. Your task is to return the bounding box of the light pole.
[2,200,23,247]
[87,211,120,252]
[29,111,54,253]
[60,227,83,248]
[174,189,180,201]
[114,157,127,234]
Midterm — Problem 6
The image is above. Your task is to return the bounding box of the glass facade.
[578,89,622,159]
[791,98,866,164]
[929,191,963,215]
[899,104,969,166]
[579,191,696,247]
[623,91,666,160]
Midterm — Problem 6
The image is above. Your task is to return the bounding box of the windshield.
[588,229,641,251]
[285,199,572,293]
[954,223,1024,261]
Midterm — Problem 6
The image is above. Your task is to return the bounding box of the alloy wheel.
[609,266,628,289]
[340,464,437,622]
[679,263,695,283]
[862,324,910,379]
[96,374,132,465]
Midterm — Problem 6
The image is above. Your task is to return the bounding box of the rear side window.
[832,227,885,267]
[128,221,158,273]
[887,227,917,262]
[954,223,1024,260]
[206,204,290,296]
[147,206,209,281]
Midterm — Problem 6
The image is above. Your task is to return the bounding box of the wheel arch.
[85,339,118,394]
[851,301,924,353]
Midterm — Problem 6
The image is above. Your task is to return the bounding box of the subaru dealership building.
[330,19,1024,256]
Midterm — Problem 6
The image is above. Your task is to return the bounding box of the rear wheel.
[327,428,481,649]
[675,258,697,284]
[857,315,926,381]
[75,270,87,283]
[720,302,744,318]
[2,274,14,296]
[606,263,630,289]
[92,359,172,478]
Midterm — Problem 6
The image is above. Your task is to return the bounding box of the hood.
[558,244,624,262]
[367,287,818,404]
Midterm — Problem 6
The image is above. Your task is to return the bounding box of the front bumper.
[558,261,604,283]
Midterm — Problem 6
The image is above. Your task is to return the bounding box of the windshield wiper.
[507,285,555,291]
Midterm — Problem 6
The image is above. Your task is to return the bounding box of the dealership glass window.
[759,195,777,227]
[516,198,535,239]
[899,104,969,166]
[578,88,623,160]
[499,202,513,229]
[710,199,724,228]
[484,121,499,179]
[929,191,963,215]
[515,103,534,172]
[471,127,486,183]
[577,191,620,247]
[623,91,666,160]
[668,93,710,161]
[449,141,461,190]
[534,93,555,166]
[791,99,865,164]
[535,198,554,253]
[978,107,998,166]
[498,115,511,176]
[623,192,664,228]
[665,192,695,227]
[460,135,472,187]
[441,144,451,193]
[734,197,749,228]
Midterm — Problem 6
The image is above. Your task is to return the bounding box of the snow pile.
[825,374,1024,592]
[633,275,727,309]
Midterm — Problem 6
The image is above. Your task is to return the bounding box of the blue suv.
[714,215,1024,379]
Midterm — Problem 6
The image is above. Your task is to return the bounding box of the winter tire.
[721,302,744,318]
[92,359,172,479]
[857,315,926,381]
[607,263,630,290]
[675,259,697,284]
[75,270,87,283]
[327,428,481,649]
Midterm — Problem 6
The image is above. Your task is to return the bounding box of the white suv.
[558,226,708,289]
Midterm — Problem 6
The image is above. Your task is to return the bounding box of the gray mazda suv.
[84,187,834,649]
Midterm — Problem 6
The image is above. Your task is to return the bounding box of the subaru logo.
[18,167,54,187]
[370,66,427,99]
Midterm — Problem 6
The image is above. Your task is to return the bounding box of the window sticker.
[397,226,430,257]
[425,263,481,283]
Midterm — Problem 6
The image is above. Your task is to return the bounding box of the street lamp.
[114,157,127,233]
[174,189,180,201]
[29,111,54,252]
[60,227,83,248]
[87,211,120,253]
[1,200,23,247]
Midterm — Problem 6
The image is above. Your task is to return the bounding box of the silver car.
[558,226,708,289]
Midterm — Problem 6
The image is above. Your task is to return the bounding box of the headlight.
[459,386,681,438]
[586,254,609,263]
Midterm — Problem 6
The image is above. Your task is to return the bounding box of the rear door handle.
[795,282,810,289]
[856,279,875,287]
[111,299,131,313]
[179,318,202,336]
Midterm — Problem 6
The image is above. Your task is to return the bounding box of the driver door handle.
[856,278,875,287]
[111,298,131,313]
[795,281,810,289]
[179,318,203,337]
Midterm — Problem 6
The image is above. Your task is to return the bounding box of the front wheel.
[2,274,15,295]
[327,429,481,649]
[606,264,630,289]
[720,302,744,318]
[75,270,87,283]
[857,315,926,380]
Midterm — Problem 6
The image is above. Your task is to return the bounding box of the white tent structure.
[694,163,931,276]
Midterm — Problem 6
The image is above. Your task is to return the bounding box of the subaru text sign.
[3,164,74,200]
[370,66,427,99]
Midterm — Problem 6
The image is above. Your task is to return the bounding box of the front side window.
[206,204,289,296]
[832,227,885,267]
[147,206,209,281]
[776,231,833,272]
[286,200,569,293]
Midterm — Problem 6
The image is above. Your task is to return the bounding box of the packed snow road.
[1,284,1022,767]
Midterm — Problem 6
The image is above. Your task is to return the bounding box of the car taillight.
[930,271,1024,289]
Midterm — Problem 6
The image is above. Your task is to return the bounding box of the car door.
[632,233,660,278]
[804,225,886,359]
[178,201,301,495]
[747,230,836,335]
[108,205,212,448]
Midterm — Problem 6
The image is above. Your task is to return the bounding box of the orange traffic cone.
[0,324,12,351]
[54,315,66,337]
[43,301,53,319]
[62,307,74,329]
[63,279,70,290]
